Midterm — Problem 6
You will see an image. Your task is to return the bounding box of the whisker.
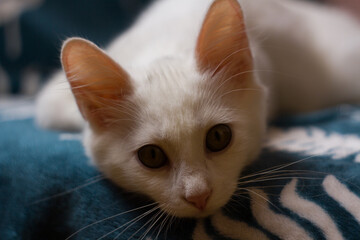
[238,154,321,182]
[228,196,248,209]
[238,171,324,183]
[65,202,157,240]
[219,88,263,98]
[229,192,273,213]
[99,205,160,240]
[234,183,334,200]
[239,176,323,185]
[241,188,283,213]
[123,207,164,240]
[164,212,176,239]
[210,47,253,76]
[139,209,167,240]
[152,211,170,240]
[30,175,105,205]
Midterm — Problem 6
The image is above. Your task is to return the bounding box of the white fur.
[36,0,360,217]
[36,72,84,131]
[82,57,266,217]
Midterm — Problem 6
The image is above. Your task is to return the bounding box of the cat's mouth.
[160,204,218,219]
[160,193,232,218]
[162,180,238,218]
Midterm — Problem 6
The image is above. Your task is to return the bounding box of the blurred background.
[0,0,153,96]
[0,0,359,96]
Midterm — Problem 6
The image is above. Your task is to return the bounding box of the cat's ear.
[196,0,252,77]
[61,38,132,130]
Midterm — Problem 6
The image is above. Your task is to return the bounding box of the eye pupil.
[206,124,232,152]
[138,145,167,169]
[151,149,156,159]
[215,131,221,142]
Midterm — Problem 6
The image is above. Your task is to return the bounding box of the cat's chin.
[191,208,220,219]
[160,198,229,219]
[164,207,219,219]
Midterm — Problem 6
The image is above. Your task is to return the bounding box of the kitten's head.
[61,0,266,218]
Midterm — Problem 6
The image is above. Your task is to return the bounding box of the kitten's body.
[36,0,360,218]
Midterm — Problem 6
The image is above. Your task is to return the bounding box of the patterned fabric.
[194,106,360,240]
[1,100,360,239]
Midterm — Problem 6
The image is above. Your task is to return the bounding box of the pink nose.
[185,190,211,211]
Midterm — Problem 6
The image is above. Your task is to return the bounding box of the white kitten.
[36,0,360,218]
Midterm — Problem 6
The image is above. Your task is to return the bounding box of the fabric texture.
[1,100,360,239]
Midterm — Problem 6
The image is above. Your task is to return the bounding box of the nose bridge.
[183,169,209,191]
[179,148,208,186]
[178,138,209,185]
[180,160,212,210]
[174,138,212,210]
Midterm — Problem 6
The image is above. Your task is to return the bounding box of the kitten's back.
[35,72,84,131]
[36,0,360,130]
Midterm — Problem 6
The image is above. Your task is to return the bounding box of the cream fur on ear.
[61,38,133,130]
[196,0,253,79]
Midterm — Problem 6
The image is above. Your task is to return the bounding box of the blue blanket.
[1,99,360,239]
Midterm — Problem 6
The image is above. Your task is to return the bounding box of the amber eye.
[138,145,168,169]
[206,124,232,152]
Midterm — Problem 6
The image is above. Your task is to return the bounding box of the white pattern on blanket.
[266,127,360,163]
[193,175,360,240]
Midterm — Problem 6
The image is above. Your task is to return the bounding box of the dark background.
[0,0,358,95]
[0,0,153,95]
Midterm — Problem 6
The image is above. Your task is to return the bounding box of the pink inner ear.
[61,38,132,130]
[196,0,253,77]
